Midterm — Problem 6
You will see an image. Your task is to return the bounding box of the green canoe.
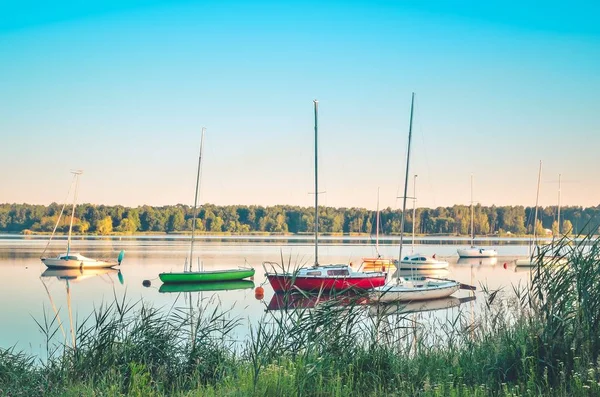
[159,280,255,293]
[159,267,255,284]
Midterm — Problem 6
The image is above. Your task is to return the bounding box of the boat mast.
[397,93,415,282]
[557,173,561,235]
[470,174,474,247]
[188,128,205,272]
[313,99,319,266]
[67,170,82,257]
[532,161,542,258]
[375,187,380,257]
[411,174,418,253]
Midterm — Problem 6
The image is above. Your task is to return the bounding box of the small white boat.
[42,253,121,269]
[370,276,461,303]
[40,170,124,270]
[396,253,449,270]
[457,175,497,258]
[457,247,498,258]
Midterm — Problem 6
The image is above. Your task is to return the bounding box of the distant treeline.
[0,203,599,236]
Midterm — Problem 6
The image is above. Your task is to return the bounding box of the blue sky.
[1,1,599,209]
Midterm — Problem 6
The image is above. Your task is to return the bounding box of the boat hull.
[396,260,448,270]
[41,257,117,269]
[159,268,255,283]
[457,247,498,258]
[266,273,386,292]
[361,257,394,271]
[369,279,460,303]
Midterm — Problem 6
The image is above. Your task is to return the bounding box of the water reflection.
[266,291,367,311]
[39,267,123,349]
[456,257,498,266]
[159,280,254,294]
[368,295,476,316]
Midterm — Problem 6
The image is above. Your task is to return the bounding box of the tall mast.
[411,174,418,253]
[470,174,474,247]
[188,128,205,272]
[375,187,380,256]
[397,93,415,282]
[67,170,82,256]
[557,173,561,235]
[532,160,542,256]
[313,99,319,266]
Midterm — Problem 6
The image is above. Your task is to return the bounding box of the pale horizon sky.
[1,1,599,211]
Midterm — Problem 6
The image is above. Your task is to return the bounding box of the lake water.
[0,234,539,356]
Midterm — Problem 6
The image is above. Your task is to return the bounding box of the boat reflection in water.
[41,267,122,282]
[456,257,498,266]
[40,267,124,348]
[159,280,254,294]
[368,295,476,316]
[266,289,368,311]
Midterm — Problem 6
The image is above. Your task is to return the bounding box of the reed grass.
[3,234,600,395]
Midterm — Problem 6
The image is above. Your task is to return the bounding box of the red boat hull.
[266,273,386,292]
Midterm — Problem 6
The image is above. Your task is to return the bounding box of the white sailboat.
[457,175,497,258]
[41,171,124,269]
[370,93,466,303]
[396,169,448,270]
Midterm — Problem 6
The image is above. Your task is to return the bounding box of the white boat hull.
[457,247,498,258]
[42,254,117,269]
[370,278,461,303]
[397,260,448,270]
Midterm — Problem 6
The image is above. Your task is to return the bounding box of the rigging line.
[40,173,77,258]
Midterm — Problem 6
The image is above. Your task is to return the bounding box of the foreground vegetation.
[2,236,600,396]
[2,202,598,236]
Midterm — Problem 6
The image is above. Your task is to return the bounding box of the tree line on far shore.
[0,202,598,236]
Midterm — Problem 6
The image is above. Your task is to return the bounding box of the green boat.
[159,130,256,286]
[159,279,255,293]
[159,267,255,284]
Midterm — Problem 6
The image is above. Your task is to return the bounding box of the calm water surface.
[0,235,537,356]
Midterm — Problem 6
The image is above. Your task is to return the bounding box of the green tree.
[96,216,113,235]
[562,219,573,236]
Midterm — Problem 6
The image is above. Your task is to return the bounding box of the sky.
[1,0,599,210]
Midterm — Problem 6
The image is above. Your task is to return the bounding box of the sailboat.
[264,100,387,292]
[370,93,467,303]
[515,162,568,267]
[159,129,255,284]
[396,165,447,270]
[41,171,125,269]
[457,175,497,258]
[361,188,394,271]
